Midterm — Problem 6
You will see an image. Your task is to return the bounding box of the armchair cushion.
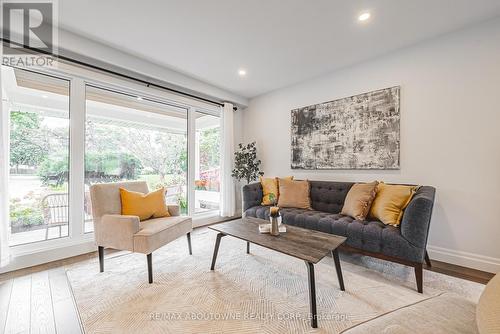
[133,216,192,254]
[120,187,170,221]
[96,214,141,251]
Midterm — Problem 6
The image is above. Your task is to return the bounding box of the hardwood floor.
[0,248,495,333]
[425,259,495,285]
[0,252,96,334]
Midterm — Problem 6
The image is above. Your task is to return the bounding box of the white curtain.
[220,102,235,217]
[0,64,11,267]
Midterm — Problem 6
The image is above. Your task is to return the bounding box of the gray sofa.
[242,180,436,293]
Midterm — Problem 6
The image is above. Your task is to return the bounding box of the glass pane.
[2,66,70,246]
[194,112,221,214]
[84,86,188,233]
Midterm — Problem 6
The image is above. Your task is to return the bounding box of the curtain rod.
[1,38,238,111]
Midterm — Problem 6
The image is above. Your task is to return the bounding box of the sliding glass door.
[1,61,222,254]
[84,86,188,232]
[2,66,70,246]
[194,111,221,214]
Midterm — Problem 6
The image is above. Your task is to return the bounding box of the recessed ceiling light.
[358,12,371,22]
[42,95,48,99]
[238,69,247,77]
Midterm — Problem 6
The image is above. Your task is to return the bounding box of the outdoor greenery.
[9,111,48,171]
[232,142,264,184]
[9,110,221,230]
[10,199,44,230]
[85,119,188,185]
[199,127,220,172]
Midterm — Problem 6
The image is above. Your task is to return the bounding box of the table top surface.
[209,217,346,263]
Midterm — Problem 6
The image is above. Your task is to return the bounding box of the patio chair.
[41,193,69,239]
[89,181,192,283]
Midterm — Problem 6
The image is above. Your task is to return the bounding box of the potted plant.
[231,142,264,184]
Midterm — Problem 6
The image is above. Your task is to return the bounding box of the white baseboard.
[427,245,500,274]
[0,241,96,274]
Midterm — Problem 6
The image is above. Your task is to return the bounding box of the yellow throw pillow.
[120,187,170,221]
[341,181,378,220]
[260,176,293,205]
[277,178,311,209]
[369,183,418,226]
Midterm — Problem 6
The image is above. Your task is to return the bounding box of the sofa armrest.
[95,214,140,251]
[167,204,180,216]
[400,186,436,252]
[242,182,263,212]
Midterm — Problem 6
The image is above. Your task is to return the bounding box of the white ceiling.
[58,0,500,98]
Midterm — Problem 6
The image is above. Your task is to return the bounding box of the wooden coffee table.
[209,217,347,328]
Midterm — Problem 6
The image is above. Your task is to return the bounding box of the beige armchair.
[89,181,192,283]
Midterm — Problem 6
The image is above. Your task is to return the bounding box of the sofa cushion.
[245,206,330,223]
[245,205,422,263]
[309,181,354,213]
[477,272,500,334]
[342,293,477,334]
[319,215,422,262]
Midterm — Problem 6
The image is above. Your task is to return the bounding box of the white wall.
[242,18,500,273]
[3,24,248,108]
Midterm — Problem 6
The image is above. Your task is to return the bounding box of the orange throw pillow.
[120,187,170,221]
[260,176,293,205]
[277,178,311,209]
[341,181,378,220]
[369,183,417,226]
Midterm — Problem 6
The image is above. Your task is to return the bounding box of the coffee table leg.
[210,233,224,270]
[246,241,250,254]
[304,261,318,328]
[332,249,345,291]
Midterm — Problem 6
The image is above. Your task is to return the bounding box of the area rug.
[66,228,484,333]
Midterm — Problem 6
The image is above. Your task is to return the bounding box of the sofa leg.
[414,263,423,293]
[424,251,432,267]
[187,232,192,255]
[98,246,104,273]
[147,253,153,284]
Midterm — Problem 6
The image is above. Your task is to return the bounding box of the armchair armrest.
[167,204,181,216]
[95,214,140,251]
[400,186,436,254]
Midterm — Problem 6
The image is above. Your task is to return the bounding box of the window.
[0,57,223,257]
[2,66,70,246]
[84,86,188,232]
[194,111,221,214]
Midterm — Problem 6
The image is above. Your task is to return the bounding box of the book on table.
[258,224,287,234]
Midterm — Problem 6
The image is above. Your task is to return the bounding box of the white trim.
[0,238,95,274]
[427,244,500,274]
[69,77,85,239]
[187,107,196,216]
[192,214,240,228]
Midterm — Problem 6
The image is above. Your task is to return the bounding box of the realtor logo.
[1,1,57,66]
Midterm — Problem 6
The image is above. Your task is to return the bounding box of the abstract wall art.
[291,86,400,169]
